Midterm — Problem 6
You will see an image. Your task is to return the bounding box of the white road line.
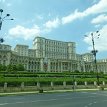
[0,99,58,106]
[0,103,9,106]
[88,103,93,105]
[0,95,96,106]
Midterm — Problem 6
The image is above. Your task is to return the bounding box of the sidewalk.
[0,88,105,96]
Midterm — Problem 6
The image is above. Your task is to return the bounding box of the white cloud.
[8,25,40,40]
[95,24,100,28]
[84,0,107,15]
[91,14,107,24]
[0,0,5,3]
[92,0,98,4]
[7,0,107,38]
[62,9,86,24]
[44,18,60,29]
[36,15,43,20]
[84,24,107,52]
[62,0,107,24]
[6,3,12,7]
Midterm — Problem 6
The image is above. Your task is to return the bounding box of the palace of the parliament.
[0,36,107,73]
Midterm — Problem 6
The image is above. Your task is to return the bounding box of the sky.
[0,0,107,59]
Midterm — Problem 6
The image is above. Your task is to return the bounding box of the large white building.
[33,37,76,60]
[0,37,107,73]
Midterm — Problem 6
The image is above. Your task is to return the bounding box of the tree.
[6,64,25,72]
[16,64,25,71]
[74,70,80,73]
[0,64,3,71]
[6,64,13,72]
[0,64,7,71]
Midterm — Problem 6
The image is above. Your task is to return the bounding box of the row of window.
[0,45,11,50]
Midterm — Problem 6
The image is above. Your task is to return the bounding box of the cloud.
[7,0,107,39]
[62,9,86,24]
[8,25,40,40]
[91,14,107,24]
[36,15,43,20]
[84,24,107,52]
[0,0,5,3]
[6,3,12,7]
[44,18,60,29]
[62,0,107,24]
[8,18,60,39]
[95,24,100,28]
[92,0,98,4]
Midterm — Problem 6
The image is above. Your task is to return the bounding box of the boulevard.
[0,91,107,107]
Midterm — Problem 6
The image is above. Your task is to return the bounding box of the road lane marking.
[0,95,96,106]
[0,99,58,106]
[0,103,8,106]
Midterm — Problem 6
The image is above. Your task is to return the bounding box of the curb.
[0,88,107,96]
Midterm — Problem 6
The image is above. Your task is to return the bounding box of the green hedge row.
[0,72,104,78]
[0,77,106,86]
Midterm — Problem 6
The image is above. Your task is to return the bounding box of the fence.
[0,81,106,92]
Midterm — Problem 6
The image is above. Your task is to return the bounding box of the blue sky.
[0,0,107,59]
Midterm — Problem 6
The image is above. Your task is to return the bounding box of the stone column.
[21,82,24,90]
[61,62,63,72]
[47,59,50,72]
[63,81,66,89]
[40,59,44,72]
[77,62,80,71]
[82,61,85,72]
[4,82,7,91]
[74,81,77,86]
[85,81,87,86]
[94,81,97,86]
[57,61,60,72]
[51,82,54,89]
[37,82,40,89]
[103,81,105,86]
[54,62,56,72]
[70,62,72,72]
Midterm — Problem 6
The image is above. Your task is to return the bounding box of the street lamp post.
[85,31,100,86]
[91,31,100,86]
[0,38,4,43]
[0,9,14,30]
[0,9,13,44]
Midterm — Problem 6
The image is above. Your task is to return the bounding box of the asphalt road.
[0,91,107,107]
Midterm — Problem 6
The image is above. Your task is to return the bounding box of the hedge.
[0,77,107,86]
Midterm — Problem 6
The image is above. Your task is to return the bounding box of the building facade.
[0,37,107,73]
[33,37,76,60]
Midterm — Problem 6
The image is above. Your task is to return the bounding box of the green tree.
[2,65,7,71]
[74,70,80,73]
[0,64,7,71]
[0,64,2,71]
[7,64,13,72]
[12,65,17,71]
[16,64,25,71]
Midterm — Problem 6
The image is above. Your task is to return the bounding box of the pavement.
[0,88,106,96]
[0,91,107,107]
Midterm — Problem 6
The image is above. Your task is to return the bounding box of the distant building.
[14,44,29,56]
[0,37,107,73]
[33,37,76,60]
